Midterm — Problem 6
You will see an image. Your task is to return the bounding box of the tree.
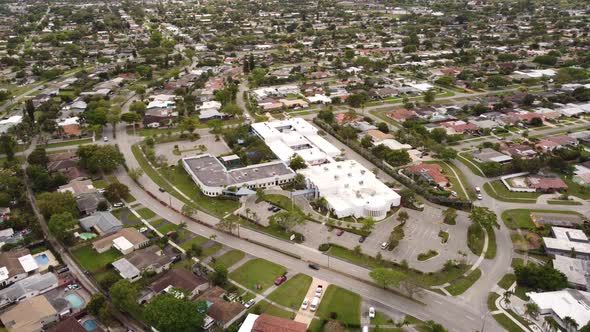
[361,135,373,148]
[181,204,197,217]
[271,210,305,231]
[397,211,409,223]
[435,75,454,86]
[423,321,448,332]
[86,293,107,316]
[469,207,498,228]
[128,167,144,181]
[209,264,228,286]
[217,216,237,234]
[143,294,207,332]
[221,103,243,117]
[346,92,368,108]
[514,264,568,291]
[340,126,358,140]
[25,99,35,124]
[502,290,513,307]
[423,89,436,104]
[563,316,579,332]
[317,110,335,124]
[377,122,389,133]
[289,155,307,170]
[524,302,540,320]
[486,75,510,88]
[129,101,147,115]
[77,145,125,174]
[0,135,16,160]
[353,245,362,256]
[104,182,129,202]
[207,118,223,134]
[121,112,142,135]
[107,107,121,138]
[369,268,405,288]
[109,280,139,313]
[533,55,558,66]
[48,212,78,244]
[27,147,48,167]
[37,191,78,218]
[26,165,52,192]
[400,281,421,299]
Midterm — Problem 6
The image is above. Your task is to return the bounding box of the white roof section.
[57,117,80,126]
[553,255,590,287]
[554,227,588,242]
[251,118,339,165]
[237,313,259,332]
[528,290,590,328]
[544,227,590,254]
[408,82,434,91]
[376,139,412,150]
[113,236,134,253]
[18,255,38,272]
[0,267,8,282]
[0,116,23,125]
[298,160,400,220]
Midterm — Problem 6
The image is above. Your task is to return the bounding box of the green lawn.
[456,154,485,177]
[179,235,208,251]
[160,165,239,217]
[158,223,179,234]
[215,250,245,268]
[493,314,523,332]
[248,300,294,320]
[562,176,590,199]
[267,274,312,310]
[497,274,516,289]
[485,225,497,259]
[373,311,395,326]
[136,208,157,219]
[202,243,222,257]
[468,223,485,256]
[488,293,500,311]
[93,179,109,189]
[229,258,286,293]
[72,245,122,273]
[502,209,584,230]
[315,285,361,326]
[445,268,482,296]
[44,138,93,149]
[484,180,540,203]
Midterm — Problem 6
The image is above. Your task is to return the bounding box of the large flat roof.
[183,154,295,187]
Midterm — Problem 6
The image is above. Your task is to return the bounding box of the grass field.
[267,273,312,310]
[248,300,294,320]
[497,273,516,289]
[136,207,157,219]
[314,285,361,326]
[488,293,500,311]
[44,138,93,149]
[72,245,122,273]
[502,209,584,230]
[483,181,539,204]
[547,200,582,205]
[445,268,482,296]
[215,250,245,268]
[229,258,286,293]
[493,314,523,332]
[179,235,208,251]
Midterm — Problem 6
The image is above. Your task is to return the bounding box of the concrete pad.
[294,277,330,326]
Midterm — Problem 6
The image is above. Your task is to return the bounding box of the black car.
[308,263,320,270]
[358,236,366,243]
[159,187,166,192]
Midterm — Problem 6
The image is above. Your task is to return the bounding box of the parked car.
[315,285,323,296]
[103,136,109,142]
[477,194,483,200]
[308,263,320,270]
[267,206,275,211]
[380,242,389,250]
[358,236,366,243]
[158,187,166,192]
[274,275,288,286]
[335,229,344,236]
[272,207,280,212]
[369,307,375,318]
[245,299,255,308]
[139,227,148,233]
[301,298,310,310]
[310,297,320,312]
[113,202,123,208]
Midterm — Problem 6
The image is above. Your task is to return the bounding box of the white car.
[369,307,375,319]
[301,298,309,310]
[103,136,109,142]
[315,285,323,296]
[113,202,123,208]
[380,242,389,250]
[245,299,255,308]
[477,194,483,200]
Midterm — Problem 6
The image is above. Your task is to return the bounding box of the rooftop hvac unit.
[361,170,366,174]
[359,181,364,185]
[324,167,329,171]
[337,164,342,169]
[348,173,352,177]
[334,175,339,180]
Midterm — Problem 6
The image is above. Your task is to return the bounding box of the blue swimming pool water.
[64,293,85,309]
[34,254,49,266]
[83,320,98,331]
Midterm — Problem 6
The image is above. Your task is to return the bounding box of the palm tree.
[502,290,513,308]
[524,302,540,321]
[544,316,559,332]
[563,316,578,332]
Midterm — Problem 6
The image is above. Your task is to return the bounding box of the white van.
[362,327,369,332]
[310,297,320,312]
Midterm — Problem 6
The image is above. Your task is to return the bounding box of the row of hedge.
[313,118,472,210]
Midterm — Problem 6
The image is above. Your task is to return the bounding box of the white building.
[182,154,296,197]
[298,160,401,220]
[528,289,590,330]
[251,118,341,166]
[543,227,590,258]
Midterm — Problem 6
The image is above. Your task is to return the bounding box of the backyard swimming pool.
[82,319,98,331]
[34,254,49,266]
[64,293,85,309]
[79,233,97,240]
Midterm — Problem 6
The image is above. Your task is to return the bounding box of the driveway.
[294,277,330,326]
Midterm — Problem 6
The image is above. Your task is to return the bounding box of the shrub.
[318,243,331,252]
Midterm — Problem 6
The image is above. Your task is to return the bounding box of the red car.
[335,229,344,236]
[274,275,288,286]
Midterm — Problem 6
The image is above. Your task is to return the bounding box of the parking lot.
[238,195,284,226]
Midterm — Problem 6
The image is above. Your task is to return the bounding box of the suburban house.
[238,313,307,332]
[143,108,177,128]
[552,255,590,290]
[112,245,175,282]
[387,108,418,122]
[79,212,123,235]
[47,151,86,181]
[198,286,245,329]
[536,135,578,152]
[527,289,590,331]
[0,273,58,308]
[366,129,394,143]
[58,179,103,215]
[138,268,209,303]
[0,248,38,287]
[471,148,513,164]
[406,163,449,188]
[543,227,590,259]
[92,228,149,254]
[0,295,58,332]
[46,317,89,332]
[526,176,568,192]
[502,144,538,159]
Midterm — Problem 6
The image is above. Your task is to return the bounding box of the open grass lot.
[202,243,222,257]
[160,165,239,217]
[72,245,122,273]
[445,268,482,296]
[502,209,584,230]
[215,250,245,268]
[484,180,539,203]
[562,176,590,199]
[44,137,93,149]
[314,285,361,326]
[136,207,156,219]
[229,258,286,293]
[497,273,516,289]
[248,300,294,320]
[373,312,395,326]
[93,179,108,189]
[492,314,522,332]
[158,223,179,234]
[267,274,312,310]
